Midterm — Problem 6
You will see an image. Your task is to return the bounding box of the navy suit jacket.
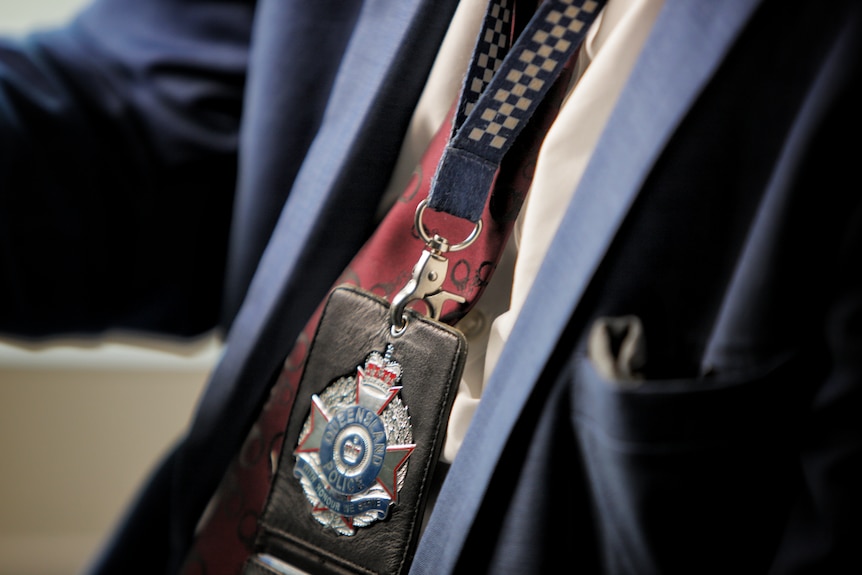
[2,0,861,573]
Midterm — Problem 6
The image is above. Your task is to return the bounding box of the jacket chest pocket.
[569,351,820,574]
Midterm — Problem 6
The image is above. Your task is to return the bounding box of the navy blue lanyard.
[428,0,606,222]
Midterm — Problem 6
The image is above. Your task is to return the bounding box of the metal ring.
[390,313,409,337]
[414,199,482,252]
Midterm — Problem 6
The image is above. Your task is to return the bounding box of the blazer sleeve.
[0,0,255,338]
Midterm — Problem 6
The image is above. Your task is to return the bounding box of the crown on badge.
[362,346,402,388]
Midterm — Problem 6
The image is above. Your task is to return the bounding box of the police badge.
[293,346,416,536]
[246,286,466,575]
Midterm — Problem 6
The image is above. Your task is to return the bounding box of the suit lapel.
[412,0,765,571]
[174,0,460,548]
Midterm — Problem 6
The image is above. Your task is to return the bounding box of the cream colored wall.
[0,3,219,574]
[0,339,217,575]
[0,0,81,34]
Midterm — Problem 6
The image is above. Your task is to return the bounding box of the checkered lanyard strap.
[429,0,606,222]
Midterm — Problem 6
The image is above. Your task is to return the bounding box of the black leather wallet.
[244,286,467,575]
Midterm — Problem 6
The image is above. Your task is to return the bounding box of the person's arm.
[0,0,255,338]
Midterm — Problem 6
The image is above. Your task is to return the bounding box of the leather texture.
[250,286,466,575]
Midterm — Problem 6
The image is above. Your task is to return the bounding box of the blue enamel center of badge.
[318,405,387,495]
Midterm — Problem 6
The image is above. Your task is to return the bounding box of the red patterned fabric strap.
[181,31,576,575]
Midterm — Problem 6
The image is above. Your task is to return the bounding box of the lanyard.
[390,0,606,331]
[428,0,606,222]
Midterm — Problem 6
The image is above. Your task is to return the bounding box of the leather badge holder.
[244,285,467,575]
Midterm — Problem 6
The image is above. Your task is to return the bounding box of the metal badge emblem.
[247,286,467,575]
[293,345,416,536]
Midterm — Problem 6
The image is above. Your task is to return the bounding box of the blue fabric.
[220,0,364,325]
[428,146,498,222]
[0,0,254,337]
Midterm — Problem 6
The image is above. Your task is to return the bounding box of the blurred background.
[0,4,221,574]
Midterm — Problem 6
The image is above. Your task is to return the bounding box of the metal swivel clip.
[389,200,482,335]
